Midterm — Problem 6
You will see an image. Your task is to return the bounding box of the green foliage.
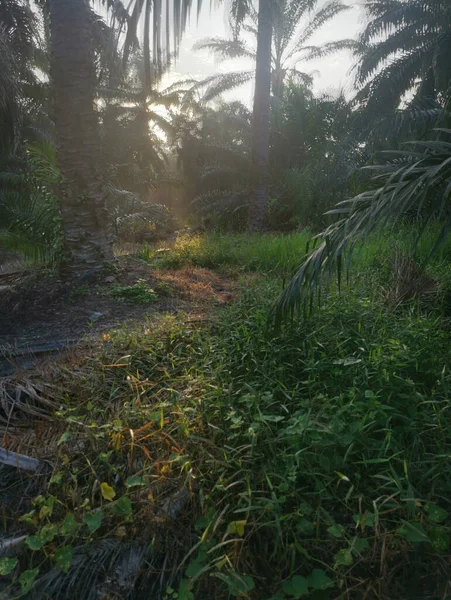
[0,557,18,576]
[106,279,158,304]
[0,141,63,264]
[9,241,451,598]
[269,84,367,231]
[115,203,176,242]
[140,232,312,276]
[276,127,451,322]
[355,0,451,117]
[177,100,252,230]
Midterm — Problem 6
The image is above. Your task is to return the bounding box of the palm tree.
[48,0,115,273]
[98,53,193,198]
[195,0,353,102]
[45,0,198,275]
[176,99,252,227]
[194,0,354,229]
[0,0,47,157]
[354,0,451,117]
[250,0,272,229]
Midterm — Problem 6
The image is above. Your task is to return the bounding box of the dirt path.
[0,258,237,375]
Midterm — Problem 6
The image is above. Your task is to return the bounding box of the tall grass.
[138,232,313,276]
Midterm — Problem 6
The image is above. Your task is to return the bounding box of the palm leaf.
[199,71,255,103]
[274,127,451,324]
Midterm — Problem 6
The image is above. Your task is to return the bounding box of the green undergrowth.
[4,272,451,599]
[137,226,451,298]
[138,232,313,276]
[102,279,159,304]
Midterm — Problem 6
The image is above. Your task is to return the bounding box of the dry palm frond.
[0,376,58,438]
[383,249,439,310]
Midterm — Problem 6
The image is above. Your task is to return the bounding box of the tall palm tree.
[45,0,197,275]
[195,0,353,103]
[48,0,115,273]
[354,0,451,117]
[194,0,354,229]
[250,0,272,229]
[98,53,193,197]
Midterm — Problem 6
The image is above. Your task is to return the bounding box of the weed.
[69,283,90,301]
[138,232,312,276]
[105,279,158,304]
[155,281,174,297]
[5,229,451,599]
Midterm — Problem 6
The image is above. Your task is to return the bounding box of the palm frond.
[354,0,451,116]
[294,0,351,48]
[193,36,256,61]
[199,71,255,103]
[300,39,357,61]
[274,127,451,324]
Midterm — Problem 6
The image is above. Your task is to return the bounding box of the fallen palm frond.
[0,447,42,470]
[0,377,59,439]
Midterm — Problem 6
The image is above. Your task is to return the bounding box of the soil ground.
[0,255,237,355]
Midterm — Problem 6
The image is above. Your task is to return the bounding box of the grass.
[138,232,313,276]
[104,279,158,304]
[3,228,451,599]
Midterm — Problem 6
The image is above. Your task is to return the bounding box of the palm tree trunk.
[249,0,272,231]
[49,0,114,275]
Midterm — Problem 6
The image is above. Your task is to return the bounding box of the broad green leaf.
[424,503,448,524]
[352,536,370,554]
[54,545,73,573]
[113,497,133,519]
[49,472,64,486]
[57,431,71,446]
[283,575,309,598]
[233,575,254,597]
[101,482,116,501]
[25,535,46,551]
[186,560,204,578]
[334,549,353,567]
[60,513,81,537]
[19,510,37,525]
[125,475,146,488]
[226,520,247,537]
[40,523,58,543]
[0,557,17,576]
[178,578,194,600]
[296,518,314,533]
[19,568,39,594]
[39,497,55,519]
[327,524,345,538]
[195,515,209,530]
[428,526,450,552]
[83,511,104,533]
[353,512,375,528]
[225,573,255,597]
[308,569,334,590]
[398,521,429,543]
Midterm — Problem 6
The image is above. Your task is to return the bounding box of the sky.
[163,0,365,105]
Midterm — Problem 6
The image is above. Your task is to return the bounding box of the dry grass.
[383,249,439,309]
